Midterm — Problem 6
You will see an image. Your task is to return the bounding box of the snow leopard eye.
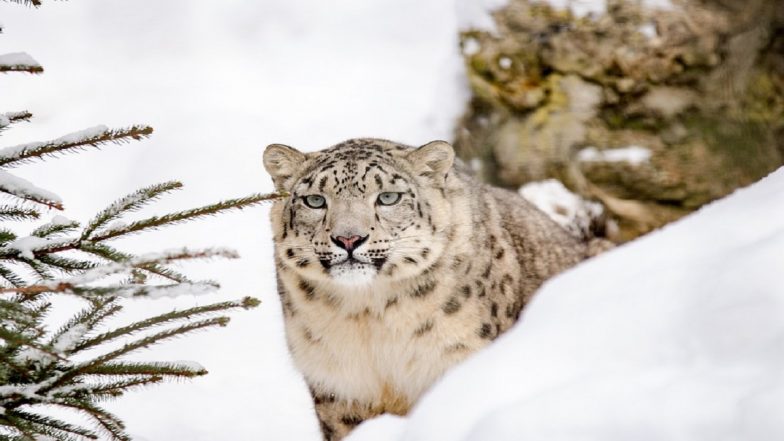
[303,195,326,209]
[377,192,402,206]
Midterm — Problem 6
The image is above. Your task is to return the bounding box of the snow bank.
[349,166,784,441]
[519,179,603,238]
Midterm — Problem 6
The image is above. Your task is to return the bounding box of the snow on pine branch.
[3,247,238,298]
[0,169,63,209]
[0,124,153,168]
[0,111,33,131]
[0,52,43,73]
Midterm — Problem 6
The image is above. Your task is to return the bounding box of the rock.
[454,0,784,242]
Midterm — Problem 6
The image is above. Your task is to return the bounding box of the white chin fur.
[329,263,376,286]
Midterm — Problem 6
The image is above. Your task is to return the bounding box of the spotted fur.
[264,138,592,440]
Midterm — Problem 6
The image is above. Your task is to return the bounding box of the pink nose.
[332,235,364,252]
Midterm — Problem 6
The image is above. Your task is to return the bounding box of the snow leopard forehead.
[296,138,417,197]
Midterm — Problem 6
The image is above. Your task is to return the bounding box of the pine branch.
[42,317,230,394]
[82,361,207,377]
[0,170,63,209]
[0,111,33,132]
[90,192,286,242]
[1,0,43,7]
[0,51,43,74]
[0,263,26,287]
[48,299,120,350]
[0,205,40,221]
[54,400,128,441]
[79,242,190,283]
[0,125,153,168]
[71,297,259,353]
[78,376,164,400]
[36,254,97,275]
[1,410,98,440]
[81,181,182,240]
[33,218,79,238]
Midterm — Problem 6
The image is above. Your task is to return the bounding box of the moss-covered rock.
[454,0,784,242]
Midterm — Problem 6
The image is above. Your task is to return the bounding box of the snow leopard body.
[263,138,593,440]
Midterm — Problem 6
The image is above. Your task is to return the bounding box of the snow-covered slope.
[349,167,784,441]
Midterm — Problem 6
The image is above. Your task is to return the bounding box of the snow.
[0,1,467,439]
[535,0,673,18]
[51,323,89,353]
[456,0,509,31]
[498,56,512,69]
[462,37,481,56]
[0,170,63,205]
[577,145,652,166]
[348,166,784,441]
[5,235,54,259]
[0,51,40,68]
[519,179,603,238]
[0,125,109,163]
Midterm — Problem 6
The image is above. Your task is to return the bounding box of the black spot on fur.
[341,415,363,428]
[296,258,310,267]
[461,285,471,299]
[320,420,335,440]
[479,323,493,339]
[413,320,434,337]
[491,302,498,317]
[298,279,316,301]
[445,343,468,353]
[411,280,436,298]
[403,256,418,264]
[495,248,505,259]
[286,248,295,258]
[442,296,461,314]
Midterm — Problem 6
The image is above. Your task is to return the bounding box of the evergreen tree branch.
[81,181,182,240]
[90,192,286,241]
[0,205,40,221]
[1,410,98,440]
[42,317,230,394]
[33,218,80,238]
[76,376,164,400]
[0,111,33,132]
[0,263,25,287]
[0,125,153,168]
[81,361,207,377]
[54,400,128,441]
[71,297,258,353]
[1,0,43,7]
[79,242,190,283]
[0,170,63,209]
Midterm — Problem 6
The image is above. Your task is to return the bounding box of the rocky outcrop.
[455,0,784,241]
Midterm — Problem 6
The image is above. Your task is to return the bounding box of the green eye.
[377,192,401,206]
[304,195,326,209]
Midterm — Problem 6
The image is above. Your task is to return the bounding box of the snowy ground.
[1,1,468,439]
[350,167,784,441]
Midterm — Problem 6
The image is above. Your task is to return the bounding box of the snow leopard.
[263,138,597,440]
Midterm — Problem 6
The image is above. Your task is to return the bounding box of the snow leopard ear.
[406,140,455,182]
[264,144,307,191]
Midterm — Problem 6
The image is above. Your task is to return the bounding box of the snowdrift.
[349,167,784,441]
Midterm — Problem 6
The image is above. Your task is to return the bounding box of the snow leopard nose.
[331,235,368,253]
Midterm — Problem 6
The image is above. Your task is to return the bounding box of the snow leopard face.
[264,138,454,288]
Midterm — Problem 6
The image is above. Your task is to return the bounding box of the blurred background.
[1,0,782,439]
